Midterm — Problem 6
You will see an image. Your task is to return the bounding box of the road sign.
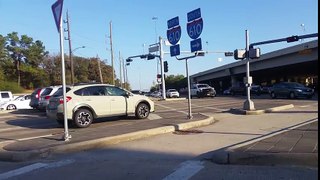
[170,44,180,56]
[51,0,64,32]
[190,38,202,52]
[167,16,179,29]
[187,18,203,39]
[148,44,159,53]
[187,8,201,22]
[167,26,181,45]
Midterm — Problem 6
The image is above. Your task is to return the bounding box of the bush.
[0,81,25,93]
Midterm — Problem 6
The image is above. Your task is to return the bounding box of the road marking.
[192,104,228,111]
[0,163,47,179]
[148,113,162,120]
[0,160,74,179]
[163,160,204,180]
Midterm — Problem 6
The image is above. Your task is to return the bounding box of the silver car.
[46,83,155,128]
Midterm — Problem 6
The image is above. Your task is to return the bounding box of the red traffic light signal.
[286,36,299,43]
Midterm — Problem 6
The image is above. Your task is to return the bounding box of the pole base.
[243,99,255,111]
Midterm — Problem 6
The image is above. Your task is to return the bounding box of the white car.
[166,89,180,98]
[0,95,32,110]
[46,83,155,128]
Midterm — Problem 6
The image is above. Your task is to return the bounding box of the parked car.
[131,90,143,95]
[230,84,261,96]
[223,87,232,95]
[38,86,61,110]
[46,83,155,128]
[190,83,216,98]
[269,82,314,99]
[166,89,180,98]
[0,95,32,110]
[29,87,46,109]
[150,91,162,98]
[0,91,14,103]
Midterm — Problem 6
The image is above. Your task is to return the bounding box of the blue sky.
[0,0,318,90]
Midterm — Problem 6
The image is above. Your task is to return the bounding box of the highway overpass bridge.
[190,39,318,94]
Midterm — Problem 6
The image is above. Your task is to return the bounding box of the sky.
[0,0,318,91]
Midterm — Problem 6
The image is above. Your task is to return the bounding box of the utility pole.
[97,55,103,83]
[119,51,123,88]
[65,10,74,84]
[109,21,115,85]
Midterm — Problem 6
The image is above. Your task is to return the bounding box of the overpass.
[190,39,318,94]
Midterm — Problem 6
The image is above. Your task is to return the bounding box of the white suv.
[46,83,155,128]
[166,89,180,98]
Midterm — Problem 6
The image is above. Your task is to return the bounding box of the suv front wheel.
[135,103,150,119]
[74,109,93,128]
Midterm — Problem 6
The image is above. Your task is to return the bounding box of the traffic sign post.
[51,0,71,141]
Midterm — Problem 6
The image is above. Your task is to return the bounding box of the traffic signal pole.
[159,36,166,100]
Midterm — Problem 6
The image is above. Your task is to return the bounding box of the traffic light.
[224,52,233,57]
[157,74,161,78]
[126,58,133,62]
[233,49,246,60]
[286,36,299,43]
[164,61,168,72]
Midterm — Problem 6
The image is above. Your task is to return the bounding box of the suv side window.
[1,93,9,98]
[74,86,106,96]
[106,86,126,96]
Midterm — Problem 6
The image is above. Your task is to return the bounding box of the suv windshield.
[198,84,209,88]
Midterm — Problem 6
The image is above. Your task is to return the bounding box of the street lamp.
[70,46,85,84]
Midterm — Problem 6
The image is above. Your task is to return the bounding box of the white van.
[0,91,14,103]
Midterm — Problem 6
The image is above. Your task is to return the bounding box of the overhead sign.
[167,26,181,45]
[167,16,179,29]
[187,18,203,39]
[187,8,201,22]
[170,44,180,56]
[51,0,64,32]
[190,38,202,52]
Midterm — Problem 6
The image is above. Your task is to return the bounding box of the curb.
[230,104,294,115]
[0,117,215,162]
[211,150,318,167]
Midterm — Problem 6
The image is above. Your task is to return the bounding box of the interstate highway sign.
[187,18,203,40]
[167,26,181,45]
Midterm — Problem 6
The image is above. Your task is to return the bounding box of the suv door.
[80,86,110,116]
[106,86,127,115]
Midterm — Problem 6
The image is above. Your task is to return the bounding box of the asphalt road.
[0,95,317,145]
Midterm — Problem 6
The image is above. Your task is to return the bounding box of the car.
[150,91,162,98]
[38,86,61,110]
[131,90,143,95]
[46,83,155,128]
[29,87,46,109]
[190,83,216,98]
[230,84,261,96]
[166,89,180,98]
[0,91,14,103]
[0,95,32,110]
[223,87,232,95]
[269,82,314,99]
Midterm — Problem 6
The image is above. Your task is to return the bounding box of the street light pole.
[70,46,85,84]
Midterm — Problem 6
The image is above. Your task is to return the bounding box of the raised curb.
[0,117,215,162]
[230,104,294,115]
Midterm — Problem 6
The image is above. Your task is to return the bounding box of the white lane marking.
[156,104,188,115]
[148,113,162,120]
[0,134,57,146]
[0,163,47,180]
[0,160,74,179]
[163,160,204,180]
[192,104,228,111]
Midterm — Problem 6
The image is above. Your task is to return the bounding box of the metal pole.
[110,21,115,85]
[159,36,166,100]
[186,59,192,119]
[59,12,70,141]
[66,10,74,85]
[243,30,255,111]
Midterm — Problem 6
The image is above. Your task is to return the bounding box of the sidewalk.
[1,103,317,168]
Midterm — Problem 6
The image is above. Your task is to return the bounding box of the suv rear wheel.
[74,109,93,128]
[135,103,150,119]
